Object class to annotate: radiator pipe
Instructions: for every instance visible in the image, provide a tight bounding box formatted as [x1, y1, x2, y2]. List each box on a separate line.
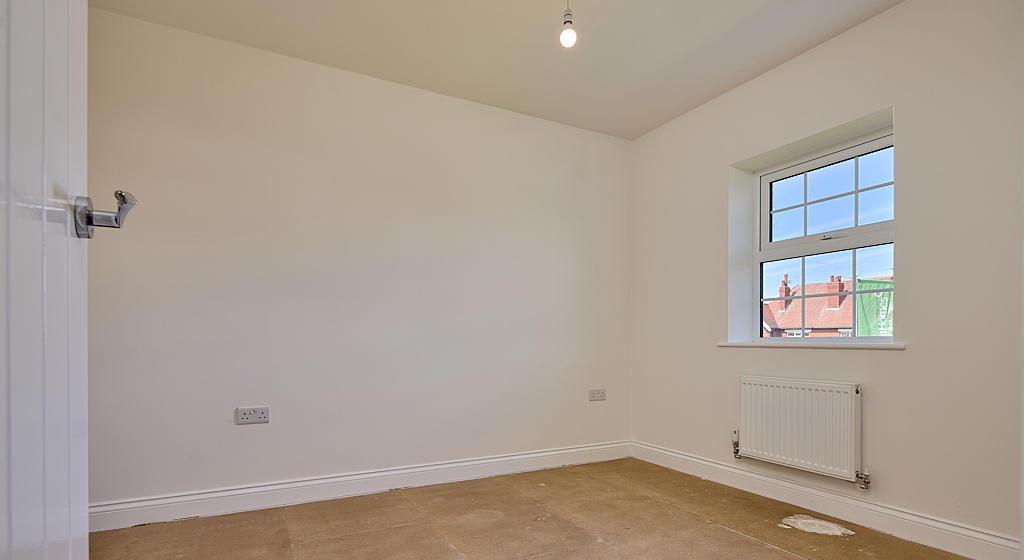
[856, 471, 871, 490]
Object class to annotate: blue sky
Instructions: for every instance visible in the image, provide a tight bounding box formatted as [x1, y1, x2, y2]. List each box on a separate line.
[771, 147, 893, 241]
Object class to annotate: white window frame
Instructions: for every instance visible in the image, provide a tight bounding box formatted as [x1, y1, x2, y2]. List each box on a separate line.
[753, 131, 894, 344]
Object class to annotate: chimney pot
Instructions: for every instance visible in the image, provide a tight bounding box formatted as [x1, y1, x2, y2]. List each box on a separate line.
[827, 275, 845, 309]
[778, 274, 792, 308]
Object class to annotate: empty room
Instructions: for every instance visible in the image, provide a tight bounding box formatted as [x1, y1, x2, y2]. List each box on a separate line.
[3, 0, 1023, 559]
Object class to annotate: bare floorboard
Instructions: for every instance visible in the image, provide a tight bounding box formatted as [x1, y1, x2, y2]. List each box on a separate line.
[90, 458, 963, 559]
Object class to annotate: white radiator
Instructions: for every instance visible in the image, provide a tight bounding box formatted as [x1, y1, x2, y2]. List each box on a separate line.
[739, 376, 862, 483]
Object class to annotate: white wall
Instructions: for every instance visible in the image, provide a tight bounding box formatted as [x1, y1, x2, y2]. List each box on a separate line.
[631, 0, 1023, 539]
[88, 9, 631, 503]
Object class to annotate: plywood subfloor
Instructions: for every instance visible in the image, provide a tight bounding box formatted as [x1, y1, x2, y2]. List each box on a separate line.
[90, 458, 963, 559]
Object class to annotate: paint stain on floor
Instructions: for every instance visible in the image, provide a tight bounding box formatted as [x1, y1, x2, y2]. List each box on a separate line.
[780, 513, 856, 536]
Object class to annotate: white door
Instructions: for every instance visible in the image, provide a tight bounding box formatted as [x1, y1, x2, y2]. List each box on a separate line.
[2, 0, 89, 558]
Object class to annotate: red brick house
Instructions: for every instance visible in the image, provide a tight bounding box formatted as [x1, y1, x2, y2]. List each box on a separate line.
[762, 274, 893, 338]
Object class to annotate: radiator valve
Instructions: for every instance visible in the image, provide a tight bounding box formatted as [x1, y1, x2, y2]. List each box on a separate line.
[731, 429, 741, 459]
[856, 471, 871, 490]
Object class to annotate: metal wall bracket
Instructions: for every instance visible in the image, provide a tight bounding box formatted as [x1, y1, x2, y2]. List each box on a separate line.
[74, 190, 137, 239]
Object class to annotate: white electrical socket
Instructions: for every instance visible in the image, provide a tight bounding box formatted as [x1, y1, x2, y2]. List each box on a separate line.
[588, 388, 606, 402]
[235, 406, 270, 425]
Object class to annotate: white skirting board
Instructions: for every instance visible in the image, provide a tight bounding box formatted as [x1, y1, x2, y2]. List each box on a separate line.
[88, 441, 632, 532]
[630, 441, 1019, 560]
[89, 440, 1020, 560]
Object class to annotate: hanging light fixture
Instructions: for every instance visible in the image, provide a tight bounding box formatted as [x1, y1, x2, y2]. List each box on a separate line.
[559, 1, 576, 48]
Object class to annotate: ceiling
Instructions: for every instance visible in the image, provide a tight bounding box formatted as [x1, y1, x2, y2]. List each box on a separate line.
[89, 0, 902, 139]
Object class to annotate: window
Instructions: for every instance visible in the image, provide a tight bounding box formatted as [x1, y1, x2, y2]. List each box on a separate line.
[757, 134, 893, 341]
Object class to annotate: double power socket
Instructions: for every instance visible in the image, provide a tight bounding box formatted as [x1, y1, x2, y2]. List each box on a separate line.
[235, 406, 270, 425]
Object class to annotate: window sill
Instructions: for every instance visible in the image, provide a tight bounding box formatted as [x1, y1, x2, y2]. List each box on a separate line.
[717, 341, 906, 350]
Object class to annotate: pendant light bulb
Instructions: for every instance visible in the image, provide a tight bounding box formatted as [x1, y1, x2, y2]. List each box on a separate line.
[560, 8, 576, 48]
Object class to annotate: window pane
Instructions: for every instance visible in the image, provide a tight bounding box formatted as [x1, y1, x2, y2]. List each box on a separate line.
[855, 244, 893, 282]
[802, 295, 852, 337]
[858, 146, 893, 188]
[807, 159, 854, 201]
[856, 290, 894, 336]
[761, 297, 802, 338]
[762, 257, 801, 300]
[858, 185, 893, 225]
[771, 174, 803, 211]
[807, 194, 854, 235]
[804, 250, 852, 294]
[771, 207, 803, 241]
